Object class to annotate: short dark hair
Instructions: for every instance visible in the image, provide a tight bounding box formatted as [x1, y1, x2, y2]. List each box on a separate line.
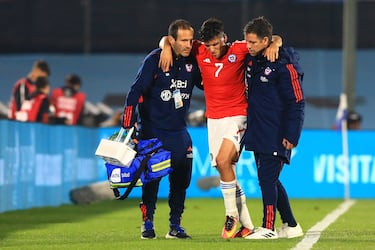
[33, 60, 51, 76]
[199, 18, 224, 42]
[65, 74, 81, 86]
[243, 16, 273, 42]
[35, 76, 49, 89]
[168, 19, 194, 40]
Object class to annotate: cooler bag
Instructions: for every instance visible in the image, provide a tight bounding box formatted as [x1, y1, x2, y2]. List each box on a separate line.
[95, 127, 136, 167]
[98, 131, 173, 200]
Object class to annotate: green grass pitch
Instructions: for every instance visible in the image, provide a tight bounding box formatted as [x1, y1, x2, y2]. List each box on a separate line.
[0, 198, 374, 249]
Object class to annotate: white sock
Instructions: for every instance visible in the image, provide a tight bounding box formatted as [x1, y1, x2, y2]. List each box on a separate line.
[220, 180, 238, 218]
[236, 186, 254, 229]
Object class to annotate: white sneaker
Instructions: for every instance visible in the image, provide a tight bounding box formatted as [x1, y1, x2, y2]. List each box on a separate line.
[277, 223, 303, 238]
[244, 227, 278, 239]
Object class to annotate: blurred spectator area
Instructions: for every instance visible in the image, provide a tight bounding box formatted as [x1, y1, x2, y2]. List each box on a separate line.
[1, 1, 374, 128]
[0, 0, 375, 53]
[0, 50, 374, 129]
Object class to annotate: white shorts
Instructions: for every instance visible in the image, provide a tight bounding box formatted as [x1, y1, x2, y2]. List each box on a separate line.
[207, 115, 247, 167]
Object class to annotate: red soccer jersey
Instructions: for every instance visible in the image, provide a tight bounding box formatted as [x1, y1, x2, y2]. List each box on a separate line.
[51, 88, 86, 125]
[15, 93, 48, 123]
[192, 40, 248, 119]
[8, 78, 36, 119]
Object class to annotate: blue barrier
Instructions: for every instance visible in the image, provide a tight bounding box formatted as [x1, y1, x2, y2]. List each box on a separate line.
[0, 120, 98, 212]
[98, 128, 375, 200]
[188, 128, 375, 199]
[1, 121, 374, 213]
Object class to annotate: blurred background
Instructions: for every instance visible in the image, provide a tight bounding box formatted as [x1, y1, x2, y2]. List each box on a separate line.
[0, 0, 374, 129]
[1, 0, 374, 212]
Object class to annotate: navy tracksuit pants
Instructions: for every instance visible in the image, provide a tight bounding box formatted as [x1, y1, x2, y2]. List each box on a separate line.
[140, 129, 192, 226]
[254, 152, 297, 230]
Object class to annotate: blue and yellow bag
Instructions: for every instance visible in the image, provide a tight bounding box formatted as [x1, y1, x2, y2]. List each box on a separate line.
[137, 138, 172, 183]
[105, 137, 172, 200]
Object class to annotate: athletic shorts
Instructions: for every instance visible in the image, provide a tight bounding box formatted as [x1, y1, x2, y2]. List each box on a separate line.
[207, 115, 247, 167]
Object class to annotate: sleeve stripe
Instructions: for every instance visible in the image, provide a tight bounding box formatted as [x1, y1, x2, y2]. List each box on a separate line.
[122, 106, 133, 128]
[286, 64, 303, 102]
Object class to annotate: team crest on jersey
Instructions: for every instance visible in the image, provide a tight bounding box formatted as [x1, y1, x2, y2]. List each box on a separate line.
[264, 67, 272, 75]
[228, 54, 237, 63]
[247, 61, 252, 74]
[185, 64, 193, 72]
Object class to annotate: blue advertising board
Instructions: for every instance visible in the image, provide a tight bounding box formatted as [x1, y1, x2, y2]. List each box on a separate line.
[0, 120, 98, 212]
[1, 121, 374, 213]
[97, 128, 375, 199]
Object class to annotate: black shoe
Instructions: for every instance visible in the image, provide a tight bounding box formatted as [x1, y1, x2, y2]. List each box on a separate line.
[141, 220, 156, 239]
[165, 224, 191, 239]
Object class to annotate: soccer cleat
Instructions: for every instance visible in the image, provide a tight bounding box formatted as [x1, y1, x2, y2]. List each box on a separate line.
[244, 227, 278, 240]
[141, 219, 156, 239]
[277, 223, 303, 238]
[234, 226, 254, 238]
[221, 215, 238, 239]
[165, 224, 191, 239]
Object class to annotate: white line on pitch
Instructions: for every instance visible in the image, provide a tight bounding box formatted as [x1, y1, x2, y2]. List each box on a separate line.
[291, 199, 356, 250]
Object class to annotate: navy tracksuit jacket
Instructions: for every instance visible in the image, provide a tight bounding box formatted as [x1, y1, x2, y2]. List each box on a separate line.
[122, 48, 202, 225]
[242, 46, 305, 229]
[243, 46, 304, 164]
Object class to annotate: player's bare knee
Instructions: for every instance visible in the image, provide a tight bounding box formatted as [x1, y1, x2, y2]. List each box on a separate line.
[215, 155, 231, 170]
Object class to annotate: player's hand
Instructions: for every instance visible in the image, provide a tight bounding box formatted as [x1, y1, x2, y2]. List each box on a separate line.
[282, 138, 294, 150]
[263, 42, 279, 62]
[159, 48, 173, 72]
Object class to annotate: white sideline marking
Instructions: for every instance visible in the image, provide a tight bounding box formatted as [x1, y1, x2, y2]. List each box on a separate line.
[291, 199, 356, 250]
